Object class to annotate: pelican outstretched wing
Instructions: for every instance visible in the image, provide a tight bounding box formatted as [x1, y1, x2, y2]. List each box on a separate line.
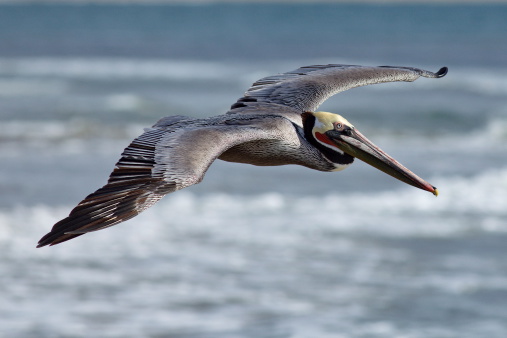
[37, 116, 286, 247]
[38, 63, 448, 247]
[231, 64, 447, 113]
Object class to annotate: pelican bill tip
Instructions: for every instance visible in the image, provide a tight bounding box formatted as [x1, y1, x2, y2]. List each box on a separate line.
[432, 187, 439, 197]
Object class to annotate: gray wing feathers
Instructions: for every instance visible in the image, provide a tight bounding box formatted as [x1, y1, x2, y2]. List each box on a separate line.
[232, 64, 447, 112]
[37, 128, 175, 247]
[37, 119, 275, 247]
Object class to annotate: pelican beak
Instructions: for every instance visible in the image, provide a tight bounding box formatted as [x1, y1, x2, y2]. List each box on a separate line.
[328, 128, 438, 196]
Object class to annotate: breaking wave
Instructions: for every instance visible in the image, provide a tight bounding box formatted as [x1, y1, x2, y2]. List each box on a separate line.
[2, 165, 505, 257]
[0, 57, 246, 82]
[0, 57, 506, 96]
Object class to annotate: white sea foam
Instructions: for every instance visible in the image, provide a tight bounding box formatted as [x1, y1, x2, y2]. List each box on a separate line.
[1, 57, 506, 97]
[0, 78, 68, 97]
[1, 166, 505, 338]
[0, 57, 246, 82]
[2, 165, 505, 259]
[0, 120, 145, 144]
[448, 68, 507, 96]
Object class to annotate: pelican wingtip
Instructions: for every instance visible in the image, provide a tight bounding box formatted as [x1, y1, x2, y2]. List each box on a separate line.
[435, 67, 448, 78]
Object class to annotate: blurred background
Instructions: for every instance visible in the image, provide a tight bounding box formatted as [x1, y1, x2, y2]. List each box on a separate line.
[1, 1, 506, 337]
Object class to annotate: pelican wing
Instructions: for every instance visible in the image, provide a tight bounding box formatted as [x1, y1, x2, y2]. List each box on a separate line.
[231, 64, 447, 113]
[37, 116, 281, 247]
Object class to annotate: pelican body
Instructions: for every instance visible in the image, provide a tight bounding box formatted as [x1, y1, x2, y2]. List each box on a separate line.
[38, 64, 447, 247]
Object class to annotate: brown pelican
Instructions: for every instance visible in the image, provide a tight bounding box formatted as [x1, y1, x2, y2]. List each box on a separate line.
[37, 64, 447, 247]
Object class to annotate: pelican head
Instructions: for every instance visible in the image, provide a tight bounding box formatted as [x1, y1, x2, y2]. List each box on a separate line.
[304, 111, 438, 196]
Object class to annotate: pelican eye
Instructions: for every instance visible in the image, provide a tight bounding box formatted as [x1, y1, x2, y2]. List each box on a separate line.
[334, 122, 344, 131]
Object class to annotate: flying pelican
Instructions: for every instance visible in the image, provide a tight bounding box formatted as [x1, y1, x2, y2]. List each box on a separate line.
[37, 64, 447, 247]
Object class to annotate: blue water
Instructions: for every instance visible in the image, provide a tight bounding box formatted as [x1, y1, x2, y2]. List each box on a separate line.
[0, 3, 506, 338]
[0, 4, 506, 66]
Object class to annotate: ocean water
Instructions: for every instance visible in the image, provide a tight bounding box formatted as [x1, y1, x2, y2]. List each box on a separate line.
[1, 3, 507, 338]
